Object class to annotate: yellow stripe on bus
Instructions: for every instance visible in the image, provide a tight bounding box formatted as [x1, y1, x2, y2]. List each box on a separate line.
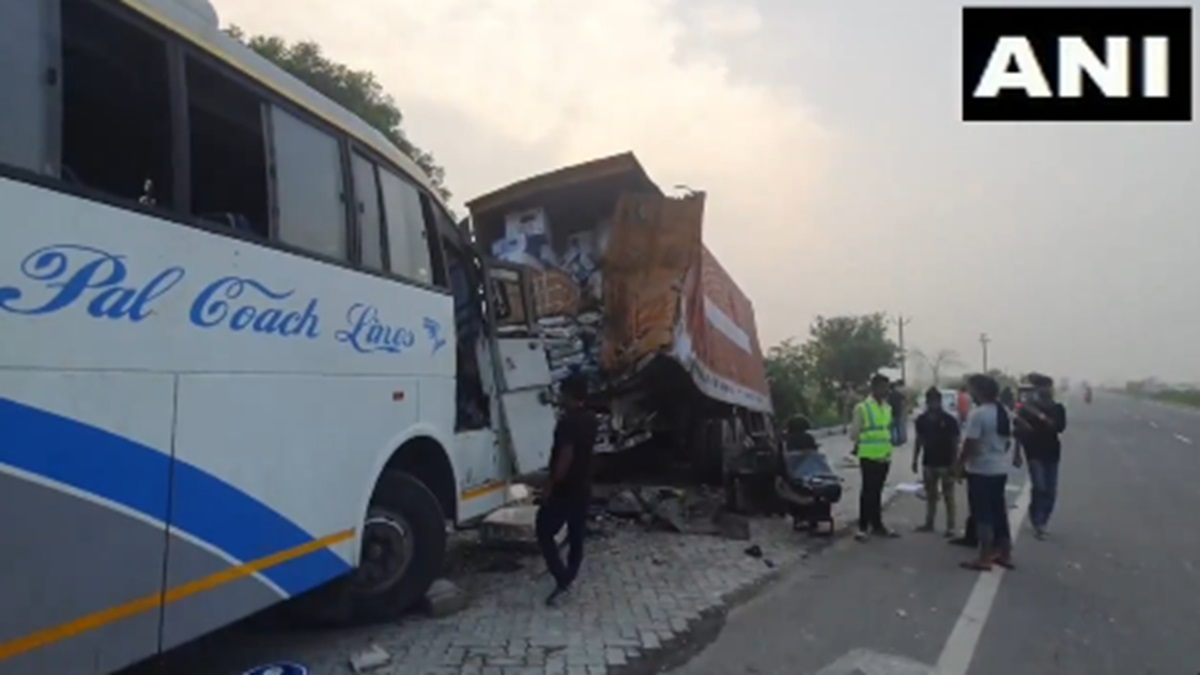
[461, 481, 507, 501]
[0, 528, 355, 662]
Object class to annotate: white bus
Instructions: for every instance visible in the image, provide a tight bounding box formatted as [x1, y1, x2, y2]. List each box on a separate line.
[0, 1, 558, 673]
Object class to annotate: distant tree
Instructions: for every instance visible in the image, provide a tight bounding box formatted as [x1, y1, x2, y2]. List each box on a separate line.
[911, 347, 965, 386]
[764, 338, 813, 423]
[803, 313, 901, 418]
[224, 26, 451, 201]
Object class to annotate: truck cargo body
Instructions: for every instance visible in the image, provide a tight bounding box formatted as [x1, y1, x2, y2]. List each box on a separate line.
[466, 153, 773, 462]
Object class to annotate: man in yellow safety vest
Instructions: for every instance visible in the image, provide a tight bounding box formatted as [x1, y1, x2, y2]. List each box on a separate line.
[850, 373, 901, 541]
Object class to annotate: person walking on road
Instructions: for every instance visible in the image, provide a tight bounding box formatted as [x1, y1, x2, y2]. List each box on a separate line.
[913, 387, 961, 537]
[1015, 373, 1067, 540]
[949, 382, 979, 549]
[957, 374, 1020, 571]
[851, 374, 900, 541]
[536, 373, 598, 606]
[956, 384, 972, 424]
[888, 380, 908, 447]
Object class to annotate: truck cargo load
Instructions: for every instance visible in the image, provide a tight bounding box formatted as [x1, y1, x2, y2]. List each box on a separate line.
[466, 153, 773, 459]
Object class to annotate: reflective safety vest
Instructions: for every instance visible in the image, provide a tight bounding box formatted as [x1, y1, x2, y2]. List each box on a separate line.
[857, 397, 894, 461]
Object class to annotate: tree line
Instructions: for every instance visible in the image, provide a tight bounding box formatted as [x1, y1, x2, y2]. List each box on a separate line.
[224, 27, 452, 202]
[765, 314, 1023, 428]
[764, 313, 901, 428]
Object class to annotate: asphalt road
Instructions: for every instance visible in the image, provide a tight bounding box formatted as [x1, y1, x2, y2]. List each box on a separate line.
[672, 392, 1200, 675]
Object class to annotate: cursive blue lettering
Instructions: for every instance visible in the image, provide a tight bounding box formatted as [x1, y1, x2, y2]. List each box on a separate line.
[87, 267, 185, 321]
[335, 303, 415, 354]
[423, 317, 448, 355]
[190, 276, 319, 339]
[0, 244, 183, 321]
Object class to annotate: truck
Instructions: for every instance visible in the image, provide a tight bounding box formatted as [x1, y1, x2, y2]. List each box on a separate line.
[466, 152, 776, 482]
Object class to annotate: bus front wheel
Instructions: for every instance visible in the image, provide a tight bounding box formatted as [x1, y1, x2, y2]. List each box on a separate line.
[348, 470, 448, 622]
[290, 469, 447, 625]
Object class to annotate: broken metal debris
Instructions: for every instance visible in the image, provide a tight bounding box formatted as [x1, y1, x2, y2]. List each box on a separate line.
[594, 484, 758, 539]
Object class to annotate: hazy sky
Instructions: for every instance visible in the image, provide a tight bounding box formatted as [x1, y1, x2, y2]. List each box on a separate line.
[210, 0, 1200, 385]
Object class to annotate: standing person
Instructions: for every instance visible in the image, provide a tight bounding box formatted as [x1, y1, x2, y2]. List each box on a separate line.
[913, 387, 961, 537]
[956, 374, 1020, 571]
[956, 384, 972, 424]
[536, 373, 598, 605]
[850, 374, 900, 541]
[1016, 373, 1067, 539]
[1000, 385, 1016, 411]
[888, 380, 908, 447]
[949, 382, 978, 548]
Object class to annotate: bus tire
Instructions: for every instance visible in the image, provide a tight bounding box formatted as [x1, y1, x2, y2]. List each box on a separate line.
[349, 470, 448, 622]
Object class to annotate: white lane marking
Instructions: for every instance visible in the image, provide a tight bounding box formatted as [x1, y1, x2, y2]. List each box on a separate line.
[1149, 420, 1159, 429]
[812, 648, 934, 674]
[1174, 433, 1192, 445]
[934, 477, 1033, 675]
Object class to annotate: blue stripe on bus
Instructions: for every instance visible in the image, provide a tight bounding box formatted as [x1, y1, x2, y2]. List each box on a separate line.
[0, 397, 351, 596]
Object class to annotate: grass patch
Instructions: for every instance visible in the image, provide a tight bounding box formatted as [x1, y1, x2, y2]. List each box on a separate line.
[1147, 389, 1200, 408]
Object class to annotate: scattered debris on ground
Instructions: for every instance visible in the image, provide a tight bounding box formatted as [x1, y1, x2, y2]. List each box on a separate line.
[421, 579, 468, 618]
[347, 644, 390, 673]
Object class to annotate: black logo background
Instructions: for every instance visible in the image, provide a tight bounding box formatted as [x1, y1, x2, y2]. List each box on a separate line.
[962, 7, 1193, 122]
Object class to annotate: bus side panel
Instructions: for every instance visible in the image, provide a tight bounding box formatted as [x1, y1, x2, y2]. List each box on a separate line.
[0, 370, 176, 675]
[160, 373, 421, 649]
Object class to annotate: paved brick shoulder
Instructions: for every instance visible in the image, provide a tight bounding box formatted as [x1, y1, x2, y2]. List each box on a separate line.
[143, 435, 918, 675]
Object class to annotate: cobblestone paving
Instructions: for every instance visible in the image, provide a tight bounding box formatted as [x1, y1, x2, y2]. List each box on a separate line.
[152, 435, 917, 675]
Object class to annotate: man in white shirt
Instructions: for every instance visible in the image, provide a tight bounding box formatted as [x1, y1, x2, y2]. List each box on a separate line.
[956, 374, 1022, 571]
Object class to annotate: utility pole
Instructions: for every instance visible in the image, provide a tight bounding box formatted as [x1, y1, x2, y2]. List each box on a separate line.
[896, 315, 912, 382]
[980, 333, 991, 372]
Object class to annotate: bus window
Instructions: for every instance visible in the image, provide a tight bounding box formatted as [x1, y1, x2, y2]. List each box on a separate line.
[0, 1, 52, 174]
[378, 167, 432, 284]
[61, 0, 173, 206]
[269, 104, 349, 260]
[351, 152, 386, 271]
[185, 56, 270, 238]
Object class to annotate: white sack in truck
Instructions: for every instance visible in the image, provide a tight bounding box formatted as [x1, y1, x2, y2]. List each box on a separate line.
[505, 207, 551, 239]
[491, 232, 557, 269]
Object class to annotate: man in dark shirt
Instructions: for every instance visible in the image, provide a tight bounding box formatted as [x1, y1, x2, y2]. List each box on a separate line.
[536, 373, 598, 605]
[1000, 386, 1016, 410]
[913, 387, 961, 536]
[1015, 373, 1067, 539]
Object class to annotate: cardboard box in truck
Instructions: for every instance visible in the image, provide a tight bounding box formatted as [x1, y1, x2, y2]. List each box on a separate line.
[466, 152, 773, 458]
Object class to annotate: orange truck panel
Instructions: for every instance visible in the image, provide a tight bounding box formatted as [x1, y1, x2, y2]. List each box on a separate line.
[601, 192, 771, 413]
[601, 192, 703, 373]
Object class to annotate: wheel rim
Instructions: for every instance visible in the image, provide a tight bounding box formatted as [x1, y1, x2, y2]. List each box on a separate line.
[351, 513, 414, 594]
